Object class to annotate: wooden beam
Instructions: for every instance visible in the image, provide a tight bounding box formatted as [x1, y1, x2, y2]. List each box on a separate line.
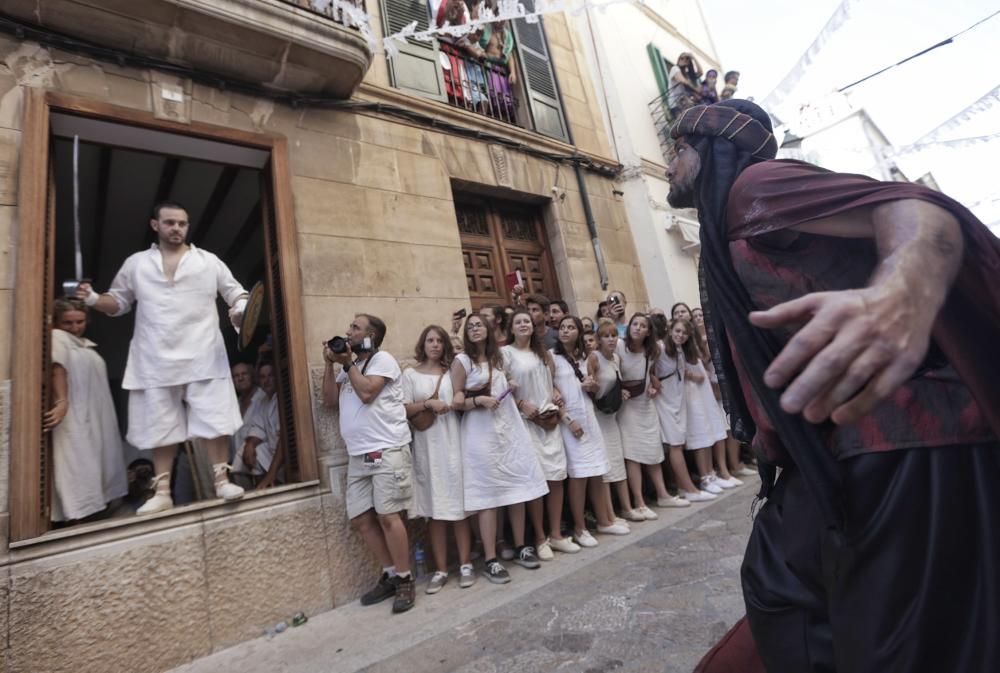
[193, 165, 239, 246]
[10, 88, 52, 541]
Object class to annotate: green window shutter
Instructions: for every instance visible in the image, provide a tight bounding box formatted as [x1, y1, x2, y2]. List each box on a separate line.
[511, 0, 568, 141]
[381, 0, 447, 101]
[647, 43, 670, 97]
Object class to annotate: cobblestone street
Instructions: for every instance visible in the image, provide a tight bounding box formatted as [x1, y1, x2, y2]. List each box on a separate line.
[172, 480, 758, 673]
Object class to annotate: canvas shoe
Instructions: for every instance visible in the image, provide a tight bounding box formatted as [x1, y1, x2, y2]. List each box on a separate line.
[596, 522, 631, 535]
[514, 545, 542, 569]
[137, 472, 173, 515]
[714, 475, 743, 488]
[459, 564, 476, 588]
[734, 466, 758, 477]
[699, 475, 724, 494]
[536, 539, 555, 561]
[614, 517, 630, 526]
[621, 509, 646, 522]
[483, 560, 511, 584]
[425, 571, 448, 595]
[498, 540, 516, 561]
[548, 537, 581, 554]
[682, 490, 717, 503]
[638, 505, 659, 520]
[213, 464, 245, 501]
[657, 495, 691, 508]
[575, 530, 599, 548]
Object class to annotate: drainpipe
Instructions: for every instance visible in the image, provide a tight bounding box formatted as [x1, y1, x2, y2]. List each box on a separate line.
[540, 17, 610, 290]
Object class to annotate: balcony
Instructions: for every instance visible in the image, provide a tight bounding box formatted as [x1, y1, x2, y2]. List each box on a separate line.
[439, 43, 520, 127]
[2, 0, 373, 98]
[648, 90, 674, 163]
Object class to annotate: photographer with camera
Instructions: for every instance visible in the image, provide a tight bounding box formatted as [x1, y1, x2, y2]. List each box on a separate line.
[322, 314, 416, 614]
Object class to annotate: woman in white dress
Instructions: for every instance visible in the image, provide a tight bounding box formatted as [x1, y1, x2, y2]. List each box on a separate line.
[403, 325, 473, 593]
[590, 321, 640, 524]
[451, 313, 548, 584]
[553, 316, 628, 543]
[44, 298, 128, 523]
[504, 309, 579, 558]
[692, 307, 755, 481]
[615, 314, 678, 519]
[660, 319, 715, 502]
[675, 318, 730, 496]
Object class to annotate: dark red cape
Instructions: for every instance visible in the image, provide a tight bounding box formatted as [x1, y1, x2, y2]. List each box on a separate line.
[726, 159, 1000, 441]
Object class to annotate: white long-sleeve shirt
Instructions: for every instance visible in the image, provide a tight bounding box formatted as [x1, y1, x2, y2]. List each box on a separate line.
[106, 244, 247, 389]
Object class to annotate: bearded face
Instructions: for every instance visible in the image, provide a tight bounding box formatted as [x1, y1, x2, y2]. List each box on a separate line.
[666, 139, 701, 209]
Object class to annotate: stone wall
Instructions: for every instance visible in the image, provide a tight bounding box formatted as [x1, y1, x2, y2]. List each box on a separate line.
[0, 22, 648, 673]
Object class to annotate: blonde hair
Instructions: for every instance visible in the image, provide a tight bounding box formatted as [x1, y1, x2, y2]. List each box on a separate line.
[53, 298, 89, 324]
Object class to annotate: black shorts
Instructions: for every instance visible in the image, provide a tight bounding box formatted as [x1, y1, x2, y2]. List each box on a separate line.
[742, 442, 1000, 673]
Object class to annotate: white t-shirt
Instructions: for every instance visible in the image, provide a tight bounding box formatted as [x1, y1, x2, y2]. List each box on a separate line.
[106, 244, 247, 389]
[337, 351, 412, 456]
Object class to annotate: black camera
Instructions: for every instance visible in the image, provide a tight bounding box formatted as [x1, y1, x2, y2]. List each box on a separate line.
[327, 336, 350, 354]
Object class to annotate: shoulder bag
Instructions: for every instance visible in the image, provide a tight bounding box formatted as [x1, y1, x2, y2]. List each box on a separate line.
[409, 370, 446, 432]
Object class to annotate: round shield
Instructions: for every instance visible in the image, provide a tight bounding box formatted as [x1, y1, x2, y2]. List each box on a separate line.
[238, 281, 268, 351]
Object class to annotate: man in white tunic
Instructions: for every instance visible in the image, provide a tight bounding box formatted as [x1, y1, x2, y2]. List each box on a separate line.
[230, 362, 268, 465]
[77, 202, 248, 514]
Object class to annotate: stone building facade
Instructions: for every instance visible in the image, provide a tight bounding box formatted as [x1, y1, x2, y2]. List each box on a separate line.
[0, 1, 650, 671]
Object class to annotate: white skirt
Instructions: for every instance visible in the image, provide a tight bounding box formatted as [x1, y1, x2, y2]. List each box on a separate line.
[617, 394, 665, 465]
[595, 411, 627, 482]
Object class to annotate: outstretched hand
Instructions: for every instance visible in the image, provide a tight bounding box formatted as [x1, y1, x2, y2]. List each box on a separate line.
[750, 284, 933, 426]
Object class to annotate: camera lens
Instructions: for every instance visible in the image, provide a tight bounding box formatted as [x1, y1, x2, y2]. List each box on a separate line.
[327, 336, 348, 354]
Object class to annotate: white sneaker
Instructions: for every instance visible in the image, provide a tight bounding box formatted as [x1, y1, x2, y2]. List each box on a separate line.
[536, 539, 555, 561]
[574, 530, 599, 547]
[459, 564, 476, 588]
[700, 476, 724, 494]
[137, 472, 173, 515]
[596, 522, 630, 535]
[621, 509, 646, 522]
[682, 490, 717, 503]
[734, 466, 757, 477]
[614, 517, 629, 526]
[657, 495, 691, 508]
[213, 464, 245, 501]
[639, 505, 659, 520]
[715, 476, 743, 488]
[548, 536, 581, 554]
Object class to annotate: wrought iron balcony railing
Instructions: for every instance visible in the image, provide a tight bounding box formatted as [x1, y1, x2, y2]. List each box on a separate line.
[439, 43, 520, 127]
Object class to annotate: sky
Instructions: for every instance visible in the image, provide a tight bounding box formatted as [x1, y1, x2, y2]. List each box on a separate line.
[699, 0, 1000, 229]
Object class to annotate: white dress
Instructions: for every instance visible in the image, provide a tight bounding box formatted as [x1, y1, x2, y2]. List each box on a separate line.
[653, 342, 687, 446]
[551, 352, 609, 479]
[593, 352, 627, 483]
[684, 359, 729, 450]
[615, 341, 664, 465]
[50, 329, 128, 521]
[704, 356, 732, 431]
[502, 346, 567, 481]
[402, 368, 465, 521]
[456, 354, 548, 511]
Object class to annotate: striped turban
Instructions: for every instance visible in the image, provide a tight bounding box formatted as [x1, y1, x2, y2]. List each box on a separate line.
[669, 101, 778, 160]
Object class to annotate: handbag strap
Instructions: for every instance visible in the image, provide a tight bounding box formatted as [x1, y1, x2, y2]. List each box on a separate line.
[430, 368, 446, 400]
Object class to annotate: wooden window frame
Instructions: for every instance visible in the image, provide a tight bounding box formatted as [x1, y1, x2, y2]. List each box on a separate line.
[10, 90, 318, 541]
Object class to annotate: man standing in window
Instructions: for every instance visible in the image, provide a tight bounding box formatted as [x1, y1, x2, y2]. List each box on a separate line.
[77, 202, 248, 514]
[322, 314, 416, 614]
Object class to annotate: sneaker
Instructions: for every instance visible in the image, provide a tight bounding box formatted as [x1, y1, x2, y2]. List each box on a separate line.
[483, 559, 511, 584]
[426, 571, 448, 595]
[614, 517, 629, 526]
[682, 490, 717, 503]
[734, 466, 758, 477]
[638, 506, 659, 520]
[392, 575, 416, 613]
[574, 530, 599, 547]
[459, 564, 476, 588]
[715, 476, 743, 488]
[213, 464, 245, 501]
[536, 539, 554, 561]
[597, 522, 630, 535]
[657, 495, 691, 508]
[360, 572, 397, 606]
[699, 476, 724, 494]
[514, 545, 542, 569]
[621, 509, 646, 522]
[498, 540, 515, 561]
[548, 537, 581, 554]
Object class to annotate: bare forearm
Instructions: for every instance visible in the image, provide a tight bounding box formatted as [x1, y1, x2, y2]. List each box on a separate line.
[870, 200, 963, 312]
[322, 363, 339, 408]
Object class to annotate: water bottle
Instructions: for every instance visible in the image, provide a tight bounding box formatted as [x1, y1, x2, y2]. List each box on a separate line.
[414, 542, 427, 580]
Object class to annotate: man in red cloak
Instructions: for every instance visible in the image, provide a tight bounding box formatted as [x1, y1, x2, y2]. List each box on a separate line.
[667, 99, 1000, 673]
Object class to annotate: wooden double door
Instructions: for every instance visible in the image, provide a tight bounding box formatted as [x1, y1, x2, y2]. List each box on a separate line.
[456, 198, 560, 310]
